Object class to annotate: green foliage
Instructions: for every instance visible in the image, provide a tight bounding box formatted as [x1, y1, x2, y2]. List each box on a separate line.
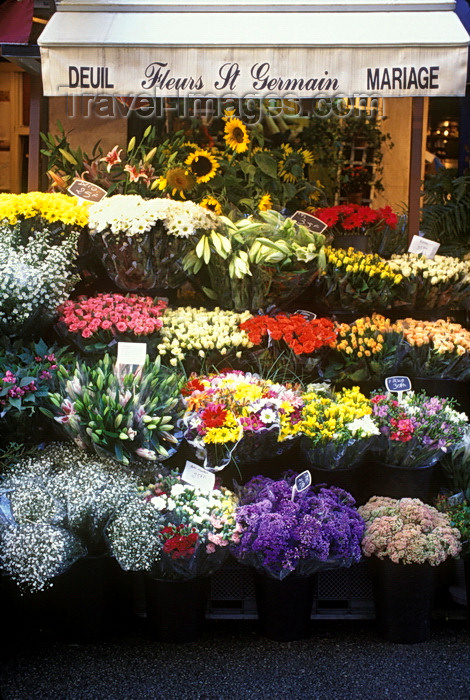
[421, 169, 470, 256]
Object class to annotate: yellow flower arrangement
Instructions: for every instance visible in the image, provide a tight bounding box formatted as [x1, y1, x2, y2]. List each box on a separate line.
[0, 192, 89, 229]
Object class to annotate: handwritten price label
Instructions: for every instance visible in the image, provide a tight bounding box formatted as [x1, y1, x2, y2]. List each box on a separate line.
[385, 376, 412, 393]
[408, 235, 440, 259]
[291, 470, 312, 500]
[290, 211, 328, 234]
[182, 461, 215, 492]
[68, 179, 107, 202]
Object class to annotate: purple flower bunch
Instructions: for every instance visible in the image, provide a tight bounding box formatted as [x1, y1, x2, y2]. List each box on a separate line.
[231, 472, 365, 579]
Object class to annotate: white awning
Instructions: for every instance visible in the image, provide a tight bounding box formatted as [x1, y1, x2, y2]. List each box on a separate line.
[38, 0, 470, 97]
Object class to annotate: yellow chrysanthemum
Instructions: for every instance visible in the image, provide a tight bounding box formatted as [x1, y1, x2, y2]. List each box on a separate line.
[199, 196, 223, 215]
[164, 167, 195, 199]
[224, 118, 250, 154]
[258, 194, 273, 212]
[185, 149, 220, 184]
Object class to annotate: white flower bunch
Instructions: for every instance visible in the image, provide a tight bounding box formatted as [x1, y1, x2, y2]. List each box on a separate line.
[0, 522, 85, 593]
[158, 306, 253, 367]
[88, 194, 219, 238]
[346, 414, 381, 439]
[0, 225, 79, 328]
[389, 253, 470, 284]
[105, 497, 163, 572]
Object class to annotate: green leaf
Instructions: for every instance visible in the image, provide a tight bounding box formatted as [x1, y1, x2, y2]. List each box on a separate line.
[254, 152, 278, 178]
[114, 443, 124, 462]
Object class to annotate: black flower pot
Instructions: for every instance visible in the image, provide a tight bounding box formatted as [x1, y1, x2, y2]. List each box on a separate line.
[253, 571, 316, 642]
[367, 460, 434, 503]
[370, 558, 437, 643]
[144, 575, 210, 643]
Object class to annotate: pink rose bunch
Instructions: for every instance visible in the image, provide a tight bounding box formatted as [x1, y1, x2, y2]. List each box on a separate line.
[57, 293, 167, 344]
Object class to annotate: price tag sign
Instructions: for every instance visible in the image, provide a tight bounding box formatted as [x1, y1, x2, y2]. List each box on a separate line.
[385, 375, 412, 402]
[182, 461, 216, 492]
[294, 309, 317, 320]
[116, 342, 147, 382]
[291, 470, 311, 500]
[290, 211, 328, 234]
[448, 491, 465, 506]
[408, 235, 440, 259]
[67, 178, 107, 203]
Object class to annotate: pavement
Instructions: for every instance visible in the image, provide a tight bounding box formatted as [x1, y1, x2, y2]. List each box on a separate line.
[1, 616, 469, 700]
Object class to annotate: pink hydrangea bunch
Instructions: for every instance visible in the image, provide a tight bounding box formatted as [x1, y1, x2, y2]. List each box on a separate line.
[57, 293, 167, 350]
[359, 496, 461, 566]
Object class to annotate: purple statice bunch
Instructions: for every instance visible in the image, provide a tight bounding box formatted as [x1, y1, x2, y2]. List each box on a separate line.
[370, 390, 468, 468]
[231, 473, 365, 579]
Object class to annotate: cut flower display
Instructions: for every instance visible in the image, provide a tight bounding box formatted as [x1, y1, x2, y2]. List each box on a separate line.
[370, 390, 468, 468]
[359, 496, 461, 566]
[231, 473, 365, 579]
[299, 385, 379, 470]
[181, 371, 304, 471]
[314, 203, 398, 238]
[107, 469, 240, 580]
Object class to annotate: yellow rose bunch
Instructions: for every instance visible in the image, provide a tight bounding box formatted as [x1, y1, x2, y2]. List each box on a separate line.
[157, 306, 254, 371]
[313, 247, 403, 312]
[324, 314, 406, 383]
[389, 253, 470, 309]
[396, 317, 470, 380]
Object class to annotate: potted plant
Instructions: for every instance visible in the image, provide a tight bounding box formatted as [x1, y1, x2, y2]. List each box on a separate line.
[180, 370, 304, 482]
[367, 390, 468, 501]
[231, 472, 365, 640]
[359, 496, 461, 642]
[42, 353, 184, 465]
[106, 468, 240, 642]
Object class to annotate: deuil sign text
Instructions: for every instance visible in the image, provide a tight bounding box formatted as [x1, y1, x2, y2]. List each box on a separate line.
[69, 66, 114, 89]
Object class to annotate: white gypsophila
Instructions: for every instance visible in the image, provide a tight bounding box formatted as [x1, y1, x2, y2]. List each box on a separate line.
[106, 498, 162, 572]
[88, 195, 219, 238]
[0, 227, 79, 326]
[0, 523, 85, 593]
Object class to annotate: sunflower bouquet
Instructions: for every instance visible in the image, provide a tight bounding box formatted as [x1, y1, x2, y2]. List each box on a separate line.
[323, 314, 407, 385]
[312, 246, 403, 313]
[183, 209, 326, 311]
[87, 194, 220, 290]
[395, 317, 470, 381]
[180, 370, 304, 473]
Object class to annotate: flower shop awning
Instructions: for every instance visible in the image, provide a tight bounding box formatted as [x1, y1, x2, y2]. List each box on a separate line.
[38, 0, 469, 98]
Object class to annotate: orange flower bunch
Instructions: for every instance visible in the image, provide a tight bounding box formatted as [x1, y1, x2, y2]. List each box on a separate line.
[240, 314, 337, 356]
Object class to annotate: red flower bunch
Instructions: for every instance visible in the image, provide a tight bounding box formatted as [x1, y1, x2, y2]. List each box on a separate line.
[161, 524, 199, 559]
[58, 293, 167, 340]
[314, 204, 398, 234]
[240, 314, 337, 356]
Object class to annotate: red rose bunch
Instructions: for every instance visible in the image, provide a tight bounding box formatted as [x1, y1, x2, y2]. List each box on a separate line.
[240, 314, 337, 356]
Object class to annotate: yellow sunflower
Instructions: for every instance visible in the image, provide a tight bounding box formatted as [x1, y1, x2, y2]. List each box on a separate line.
[165, 167, 195, 199]
[224, 118, 250, 154]
[185, 149, 220, 184]
[258, 194, 273, 211]
[297, 147, 315, 165]
[200, 196, 223, 215]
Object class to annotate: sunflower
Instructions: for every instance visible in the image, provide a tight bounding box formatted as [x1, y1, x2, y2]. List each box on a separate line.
[278, 150, 307, 184]
[185, 149, 220, 184]
[297, 147, 315, 165]
[200, 196, 223, 215]
[224, 118, 250, 154]
[258, 194, 273, 211]
[164, 168, 196, 199]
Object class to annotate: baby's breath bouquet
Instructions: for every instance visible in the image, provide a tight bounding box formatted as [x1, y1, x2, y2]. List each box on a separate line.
[87, 194, 220, 291]
[359, 496, 461, 566]
[42, 354, 184, 465]
[183, 209, 326, 311]
[299, 384, 379, 470]
[388, 253, 470, 310]
[107, 468, 240, 580]
[312, 246, 403, 313]
[157, 306, 254, 373]
[0, 223, 79, 338]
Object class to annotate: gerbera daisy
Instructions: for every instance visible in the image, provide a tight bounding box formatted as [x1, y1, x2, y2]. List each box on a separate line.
[224, 118, 250, 154]
[165, 167, 195, 199]
[258, 193, 273, 211]
[200, 196, 223, 215]
[185, 149, 220, 183]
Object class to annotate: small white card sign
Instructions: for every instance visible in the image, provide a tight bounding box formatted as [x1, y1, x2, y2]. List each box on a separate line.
[294, 309, 317, 320]
[116, 342, 147, 367]
[182, 460, 216, 492]
[67, 178, 107, 203]
[408, 235, 440, 259]
[291, 470, 312, 501]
